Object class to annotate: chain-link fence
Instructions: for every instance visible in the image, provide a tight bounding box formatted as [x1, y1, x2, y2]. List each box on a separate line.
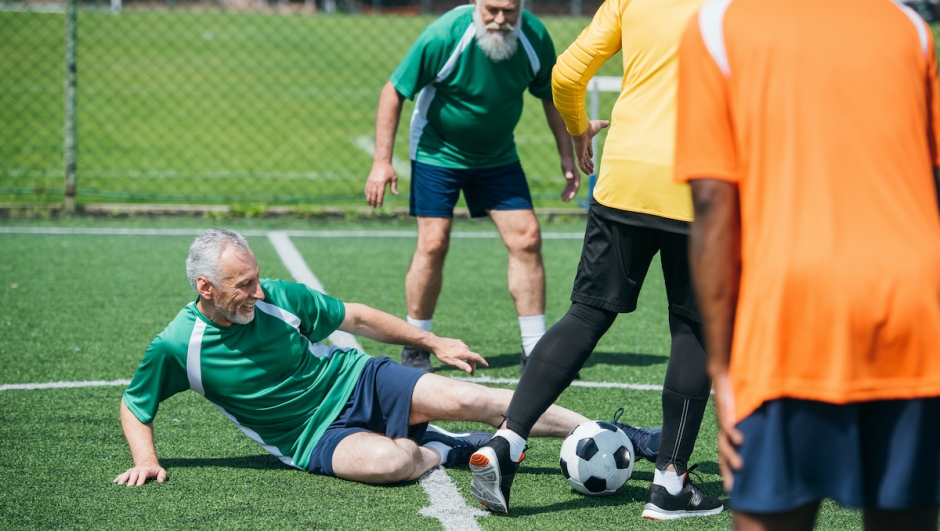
[1, 0, 624, 210]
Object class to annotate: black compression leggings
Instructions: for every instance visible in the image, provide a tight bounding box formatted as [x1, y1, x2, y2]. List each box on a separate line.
[504, 302, 711, 475]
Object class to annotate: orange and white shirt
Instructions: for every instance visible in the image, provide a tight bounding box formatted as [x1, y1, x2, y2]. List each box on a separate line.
[552, 0, 705, 221]
[676, 0, 940, 423]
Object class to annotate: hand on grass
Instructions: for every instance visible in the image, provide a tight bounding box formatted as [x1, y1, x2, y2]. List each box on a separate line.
[431, 338, 488, 376]
[712, 371, 743, 493]
[113, 463, 167, 487]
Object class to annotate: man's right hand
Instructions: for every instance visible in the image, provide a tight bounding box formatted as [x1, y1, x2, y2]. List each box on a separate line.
[365, 161, 398, 208]
[113, 462, 167, 487]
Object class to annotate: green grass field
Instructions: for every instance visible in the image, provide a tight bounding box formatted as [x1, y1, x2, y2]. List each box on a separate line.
[0, 9, 622, 208]
[0, 216, 867, 530]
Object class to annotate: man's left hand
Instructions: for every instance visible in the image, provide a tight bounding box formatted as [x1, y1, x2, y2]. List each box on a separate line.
[430, 338, 488, 376]
[559, 158, 580, 202]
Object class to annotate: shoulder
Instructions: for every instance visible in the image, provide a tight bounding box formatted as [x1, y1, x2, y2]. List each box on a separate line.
[520, 11, 554, 48]
[421, 5, 475, 42]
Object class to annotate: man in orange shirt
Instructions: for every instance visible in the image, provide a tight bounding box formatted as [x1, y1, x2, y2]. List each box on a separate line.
[677, 0, 940, 529]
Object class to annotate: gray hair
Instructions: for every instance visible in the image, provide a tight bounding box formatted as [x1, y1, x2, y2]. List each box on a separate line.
[185, 228, 252, 291]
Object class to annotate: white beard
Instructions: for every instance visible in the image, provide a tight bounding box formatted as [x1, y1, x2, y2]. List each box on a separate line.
[472, 7, 519, 62]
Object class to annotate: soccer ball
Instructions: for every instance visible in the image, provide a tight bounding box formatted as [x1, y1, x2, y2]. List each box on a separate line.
[559, 420, 635, 496]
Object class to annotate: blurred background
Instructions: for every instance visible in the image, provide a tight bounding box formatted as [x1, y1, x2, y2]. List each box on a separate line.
[0, 0, 626, 213]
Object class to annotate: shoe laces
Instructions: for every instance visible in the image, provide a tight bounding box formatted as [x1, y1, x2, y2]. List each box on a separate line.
[612, 407, 653, 446]
[684, 464, 718, 499]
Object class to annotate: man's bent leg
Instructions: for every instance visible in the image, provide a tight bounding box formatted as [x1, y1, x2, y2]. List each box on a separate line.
[488, 209, 545, 317]
[408, 373, 587, 438]
[332, 432, 441, 484]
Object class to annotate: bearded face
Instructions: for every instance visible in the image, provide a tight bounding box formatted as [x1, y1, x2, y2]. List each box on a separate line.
[473, 0, 521, 62]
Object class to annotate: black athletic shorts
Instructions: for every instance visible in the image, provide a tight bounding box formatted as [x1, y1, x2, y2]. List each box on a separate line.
[570, 201, 699, 321]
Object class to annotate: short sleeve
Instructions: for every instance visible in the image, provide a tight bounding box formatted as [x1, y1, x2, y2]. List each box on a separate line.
[526, 17, 558, 100]
[926, 28, 940, 167]
[389, 24, 453, 101]
[263, 280, 347, 342]
[123, 337, 190, 424]
[674, 15, 738, 183]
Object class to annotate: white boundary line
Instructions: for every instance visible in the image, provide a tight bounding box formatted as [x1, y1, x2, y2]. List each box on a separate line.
[0, 227, 585, 240]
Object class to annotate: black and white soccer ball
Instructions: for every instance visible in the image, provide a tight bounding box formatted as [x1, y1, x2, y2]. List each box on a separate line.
[559, 420, 635, 496]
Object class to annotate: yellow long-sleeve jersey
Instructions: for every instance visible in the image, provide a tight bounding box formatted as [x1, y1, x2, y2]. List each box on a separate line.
[552, 0, 704, 221]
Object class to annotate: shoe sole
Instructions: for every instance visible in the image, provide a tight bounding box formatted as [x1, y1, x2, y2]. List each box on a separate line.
[469, 448, 508, 514]
[641, 504, 724, 520]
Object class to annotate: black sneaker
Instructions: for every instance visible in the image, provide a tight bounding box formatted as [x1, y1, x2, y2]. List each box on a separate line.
[612, 407, 661, 463]
[421, 425, 493, 467]
[401, 345, 434, 372]
[469, 436, 523, 514]
[641, 465, 724, 520]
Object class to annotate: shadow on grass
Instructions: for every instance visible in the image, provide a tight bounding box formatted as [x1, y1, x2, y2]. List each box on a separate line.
[161, 455, 287, 470]
[437, 350, 665, 373]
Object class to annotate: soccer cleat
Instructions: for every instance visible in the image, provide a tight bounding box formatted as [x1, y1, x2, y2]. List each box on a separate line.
[612, 407, 661, 463]
[400, 345, 434, 372]
[641, 465, 723, 520]
[422, 425, 493, 467]
[469, 436, 523, 514]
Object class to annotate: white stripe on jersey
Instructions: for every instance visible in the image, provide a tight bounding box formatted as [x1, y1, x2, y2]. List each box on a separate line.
[186, 313, 207, 396]
[410, 14, 476, 161]
[892, 1, 929, 56]
[698, 0, 734, 77]
[254, 299, 340, 358]
[207, 399, 300, 469]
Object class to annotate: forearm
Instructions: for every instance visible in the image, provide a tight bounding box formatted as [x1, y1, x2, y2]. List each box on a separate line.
[542, 99, 574, 161]
[374, 81, 405, 164]
[340, 303, 439, 351]
[688, 179, 741, 377]
[120, 399, 160, 467]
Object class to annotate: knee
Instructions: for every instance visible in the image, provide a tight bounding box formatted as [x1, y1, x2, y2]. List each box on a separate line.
[361, 445, 415, 482]
[416, 233, 450, 261]
[507, 226, 542, 256]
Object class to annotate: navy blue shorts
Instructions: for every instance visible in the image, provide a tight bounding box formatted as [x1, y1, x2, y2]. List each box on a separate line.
[730, 397, 940, 513]
[307, 356, 429, 477]
[409, 160, 533, 218]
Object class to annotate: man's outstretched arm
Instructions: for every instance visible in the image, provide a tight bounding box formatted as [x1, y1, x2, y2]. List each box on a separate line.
[113, 399, 167, 486]
[541, 99, 579, 202]
[338, 302, 488, 375]
[365, 81, 407, 208]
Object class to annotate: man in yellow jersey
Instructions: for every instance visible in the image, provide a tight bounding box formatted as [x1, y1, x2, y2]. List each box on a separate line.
[468, 0, 721, 520]
[364, 0, 577, 373]
[678, 0, 940, 529]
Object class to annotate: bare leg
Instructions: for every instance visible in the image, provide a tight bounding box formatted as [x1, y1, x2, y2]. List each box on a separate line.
[488, 209, 545, 317]
[331, 432, 442, 484]
[732, 502, 820, 531]
[406, 217, 453, 320]
[864, 504, 939, 531]
[408, 373, 586, 437]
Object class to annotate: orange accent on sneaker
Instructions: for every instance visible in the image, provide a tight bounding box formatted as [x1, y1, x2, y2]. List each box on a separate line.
[469, 454, 490, 467]
[518, 452, 526, 462]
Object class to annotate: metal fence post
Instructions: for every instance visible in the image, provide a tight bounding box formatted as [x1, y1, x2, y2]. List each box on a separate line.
[64, 0, 78, 214]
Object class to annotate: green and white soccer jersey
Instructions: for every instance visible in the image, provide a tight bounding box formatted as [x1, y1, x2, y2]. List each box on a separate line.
[390, 5, 557, 169]
[123, 279, 370, 470]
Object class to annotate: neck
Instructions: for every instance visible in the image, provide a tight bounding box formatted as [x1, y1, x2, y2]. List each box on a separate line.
[196, 299, 233, 327]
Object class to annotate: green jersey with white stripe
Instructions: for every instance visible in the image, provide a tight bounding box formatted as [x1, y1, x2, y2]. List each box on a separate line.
[390, 5, 557, 169]
[123, 279, 370, 470]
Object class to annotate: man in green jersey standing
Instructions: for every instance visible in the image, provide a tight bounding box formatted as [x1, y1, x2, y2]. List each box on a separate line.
[365, 0, 577, 373]
[114, 229, 590, 487]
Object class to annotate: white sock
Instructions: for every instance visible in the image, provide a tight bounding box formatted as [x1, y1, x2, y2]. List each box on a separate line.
[495, 429, 527, 462]
[423, 441, 450, 466]
[653, 468, 684, 495]
[407, 316, 432, 332]
[518, 314, 546, 357]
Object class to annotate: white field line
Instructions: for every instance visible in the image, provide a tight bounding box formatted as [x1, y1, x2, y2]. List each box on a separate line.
[353, 135, 412, 179]
[418, 467, 489, 531]
[267, 231, 361, 351]
[0, 227, 585, 240]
